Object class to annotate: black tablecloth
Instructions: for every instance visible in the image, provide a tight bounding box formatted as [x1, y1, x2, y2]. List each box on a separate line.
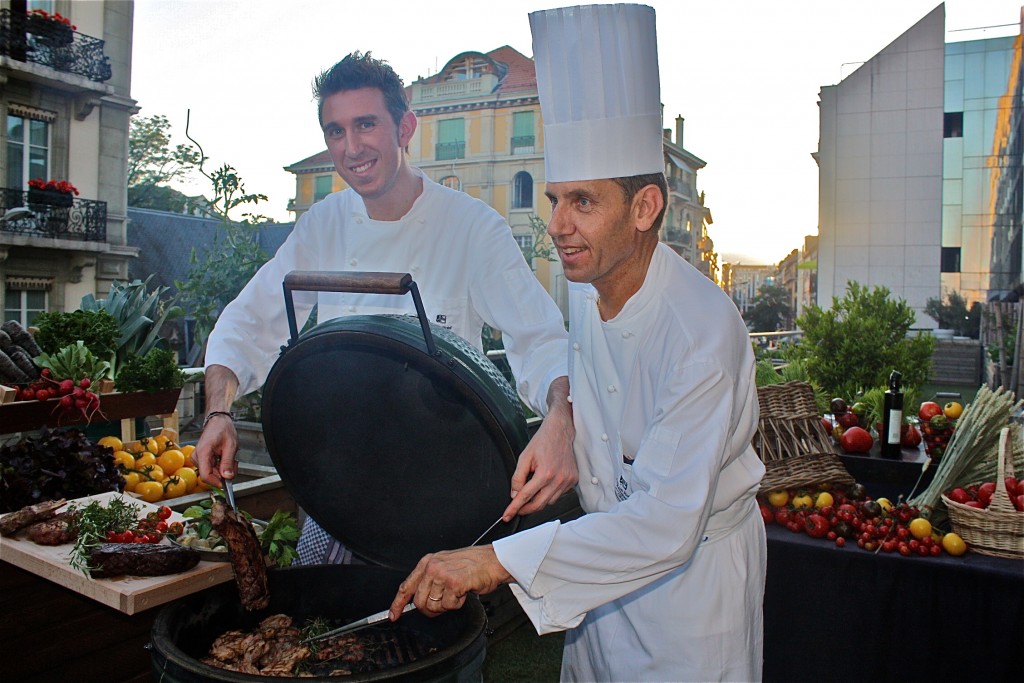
[764, 524, 1023, 682]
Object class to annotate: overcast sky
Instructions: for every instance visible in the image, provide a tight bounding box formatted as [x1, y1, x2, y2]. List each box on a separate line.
[130, 0, 1022, 265]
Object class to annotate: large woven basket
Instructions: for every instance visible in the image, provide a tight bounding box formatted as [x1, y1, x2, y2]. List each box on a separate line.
[941, 427, 1024, 560]
[753, 381, 856, 492]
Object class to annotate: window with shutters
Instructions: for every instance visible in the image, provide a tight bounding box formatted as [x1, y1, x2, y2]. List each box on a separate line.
[314, 175, 333, 202]
[511, 112, 535, 154]
[436, 118, 465, 160]
[6, 115, 50, 189]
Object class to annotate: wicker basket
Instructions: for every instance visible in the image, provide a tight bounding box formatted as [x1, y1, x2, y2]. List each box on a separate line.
[941, 427, 1024, 560]
[753, 381, 856, 492]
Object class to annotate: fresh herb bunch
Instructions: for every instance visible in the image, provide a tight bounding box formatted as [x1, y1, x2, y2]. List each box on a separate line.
[115, 348, 184, 393]
[34, 341, 112, 383]
[33, 310, 120, 359]
[0, 429, 124, 513]
[67, 497, 143, 575]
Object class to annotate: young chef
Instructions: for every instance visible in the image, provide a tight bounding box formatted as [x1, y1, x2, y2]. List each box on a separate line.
[389, 5, 767, 681]
[194, 51, 576, 564]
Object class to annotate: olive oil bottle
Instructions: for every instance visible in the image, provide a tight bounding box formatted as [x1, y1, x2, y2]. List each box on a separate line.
[881, 370, 903, 460]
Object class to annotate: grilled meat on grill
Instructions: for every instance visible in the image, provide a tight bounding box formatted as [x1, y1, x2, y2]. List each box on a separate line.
[204, 614, 312, 677]
[210, 498, 270, 611]
[27, 511, 77, 545]
[0, 498, 67, 536]
[89, 543, 200, 577]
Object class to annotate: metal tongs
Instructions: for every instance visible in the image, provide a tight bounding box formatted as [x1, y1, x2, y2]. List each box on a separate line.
[300, 515, 505, 644]
[223, 478, 238, 511]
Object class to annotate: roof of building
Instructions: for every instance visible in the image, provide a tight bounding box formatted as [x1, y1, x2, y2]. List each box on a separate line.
[126, 207, 294, 295]
[283, 149, 333, 173]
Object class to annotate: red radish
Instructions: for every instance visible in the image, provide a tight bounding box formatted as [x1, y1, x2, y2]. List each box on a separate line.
[79, 377, 91, 389]
[59, 379, 75, 395]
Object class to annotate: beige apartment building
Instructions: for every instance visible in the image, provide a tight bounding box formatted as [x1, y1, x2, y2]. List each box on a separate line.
[1, 0, 136, 325]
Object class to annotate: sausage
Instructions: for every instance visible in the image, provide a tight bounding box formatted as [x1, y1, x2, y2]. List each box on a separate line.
[89, 543, 201, 577]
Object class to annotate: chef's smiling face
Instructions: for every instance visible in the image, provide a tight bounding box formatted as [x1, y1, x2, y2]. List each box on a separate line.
[545, 179, 653, 297]
[321, 87, 415, 205]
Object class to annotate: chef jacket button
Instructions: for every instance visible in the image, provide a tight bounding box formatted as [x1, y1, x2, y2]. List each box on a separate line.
[349, 258, 358, 266]
[591, 476, 599, 485]
[601, 433, 608, 441]
[355, 217, 363, 224]
[572, 342, 580, 351]
[567, 395, 573, 404]
[349, 306, 357, 312]
[622, 330, 631, 338]
[607, 385, 617, 393]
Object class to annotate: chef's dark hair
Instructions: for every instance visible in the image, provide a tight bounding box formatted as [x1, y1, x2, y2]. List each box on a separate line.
[612, 173, 668, 231]
[314, 51, 409, 128]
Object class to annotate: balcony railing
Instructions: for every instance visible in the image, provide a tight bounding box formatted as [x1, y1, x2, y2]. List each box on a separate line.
[664, 228, 692, 246]
[511, 135, 535, 155]
[0, 9, 113, 83]
[1, 188, 107, 241]
[435, 141, 466, 161]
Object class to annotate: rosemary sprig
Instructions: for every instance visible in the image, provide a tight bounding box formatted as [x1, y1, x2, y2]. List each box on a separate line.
[67, 497, 143, 576]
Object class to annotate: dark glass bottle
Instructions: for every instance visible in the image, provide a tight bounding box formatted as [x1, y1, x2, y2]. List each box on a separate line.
[881, 370, 903, 460]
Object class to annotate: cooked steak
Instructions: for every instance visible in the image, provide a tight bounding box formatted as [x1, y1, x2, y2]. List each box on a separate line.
[89, 543, 200, 577]
[210, 499, 270, 611]
[27, 511, 77, 545]
[0, 498, 67, 536]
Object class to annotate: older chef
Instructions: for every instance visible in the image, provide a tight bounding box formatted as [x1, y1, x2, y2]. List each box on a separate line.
[389, 5, 767, 682]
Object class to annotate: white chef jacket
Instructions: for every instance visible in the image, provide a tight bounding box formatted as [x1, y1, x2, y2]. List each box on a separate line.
[494, 243, 767, 682]
[205, 170, 568, 417]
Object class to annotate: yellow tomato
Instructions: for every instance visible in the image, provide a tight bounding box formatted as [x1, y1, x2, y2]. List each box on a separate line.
[942, 402, 964, 420]
[814, 492, 834, 509]
[113, 451, 135, 469]
[791, 493, 814, 509]
[141, 464, 165, 482]
[142, 437, 163, 455]
[135, 481, 164, 503]
[122, 471, 141, 493]
[767, 490, 789, 507]
[125, 440, 146, 455]
[157, 449, 186, 476]
[942, 532, 967, 556]
[162, 476, 188, 499]
[909, 518, 932, 540]
[135, 452, 157, 469]
[153, 434, 172, 452]
[180, 444, 196, 460]
[97, 435, 123, 451]
[876, 497, 893, 513]
[176, 467, 199, 493]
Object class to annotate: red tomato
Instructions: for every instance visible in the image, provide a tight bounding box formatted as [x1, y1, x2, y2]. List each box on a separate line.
[900, 425, 922, 448]
[978, 482, 996, 506]
[759, 503, 774, 525]
[840, 426, 873, 454]
[947, 487, 971, 504]
[918, 401, 943, 422]
[805, 514, 831, 539]
[775, 508, 793, 526]
[1015, 494, 1024, 512]
[157, 505, 172, 520]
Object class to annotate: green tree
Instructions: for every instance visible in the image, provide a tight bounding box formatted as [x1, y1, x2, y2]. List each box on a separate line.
[745, 283, 792, 332]
[127, 114, 202, 211]
[520, 214, 558, 271]
[787, 282, 935, 401]
[924, 289, 981, 338]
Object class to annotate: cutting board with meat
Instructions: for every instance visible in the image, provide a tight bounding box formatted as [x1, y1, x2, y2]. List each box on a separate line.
[0, 491, 233, 614]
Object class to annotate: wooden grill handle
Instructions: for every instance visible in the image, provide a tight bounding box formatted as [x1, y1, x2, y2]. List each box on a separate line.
[283, 271, 412, 296]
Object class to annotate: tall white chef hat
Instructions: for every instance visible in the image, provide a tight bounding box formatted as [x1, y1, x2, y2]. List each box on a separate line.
[529, 4, 663, 182]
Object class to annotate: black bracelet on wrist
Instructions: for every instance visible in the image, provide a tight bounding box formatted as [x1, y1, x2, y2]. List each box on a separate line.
[203, 410, 235, 428]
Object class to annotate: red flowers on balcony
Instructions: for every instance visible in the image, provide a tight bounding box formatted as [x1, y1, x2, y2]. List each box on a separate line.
[27, 9, 77, 30]
[28, 179, 79, 195]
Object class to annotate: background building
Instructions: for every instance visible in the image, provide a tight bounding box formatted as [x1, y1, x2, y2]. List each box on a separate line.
[816, 3, 1023, 326]
[724, 263, 777, 318]
[1, 0, 135, 325]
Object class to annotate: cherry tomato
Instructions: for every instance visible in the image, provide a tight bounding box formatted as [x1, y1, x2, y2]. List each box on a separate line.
[791, 493, 814, 510]
[157, 505, 172, 520]
[155, 520, 168, 533]
[168, 521, 184, 536]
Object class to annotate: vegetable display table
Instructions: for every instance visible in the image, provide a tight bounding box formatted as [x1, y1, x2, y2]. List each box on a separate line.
[763, 523, 1022, 682]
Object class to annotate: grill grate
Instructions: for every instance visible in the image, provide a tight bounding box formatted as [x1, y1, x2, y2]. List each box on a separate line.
[302, 623, 439, 677]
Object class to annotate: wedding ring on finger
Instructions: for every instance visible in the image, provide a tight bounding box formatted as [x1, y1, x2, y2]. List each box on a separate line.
[428, 595, 442, 602]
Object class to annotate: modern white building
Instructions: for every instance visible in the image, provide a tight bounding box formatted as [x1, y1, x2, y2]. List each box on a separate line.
[816, 3, 1022, 326]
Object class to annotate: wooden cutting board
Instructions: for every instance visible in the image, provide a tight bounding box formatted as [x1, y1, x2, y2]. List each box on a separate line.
[0, 491, 234, 615]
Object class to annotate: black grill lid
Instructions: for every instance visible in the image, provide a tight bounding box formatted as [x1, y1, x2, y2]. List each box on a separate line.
[261, 272, 528, 570]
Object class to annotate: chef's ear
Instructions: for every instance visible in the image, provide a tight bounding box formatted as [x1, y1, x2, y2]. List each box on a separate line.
[398, 111, 417, 149]
[633, 184, 664, 234]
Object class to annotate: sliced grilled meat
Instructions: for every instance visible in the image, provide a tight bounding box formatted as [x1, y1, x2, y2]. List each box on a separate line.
[210, 499, 270, 611]
[90, 543, 200, 577]
[0, 498, 67, 536]
[27, 511, 77, 545]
